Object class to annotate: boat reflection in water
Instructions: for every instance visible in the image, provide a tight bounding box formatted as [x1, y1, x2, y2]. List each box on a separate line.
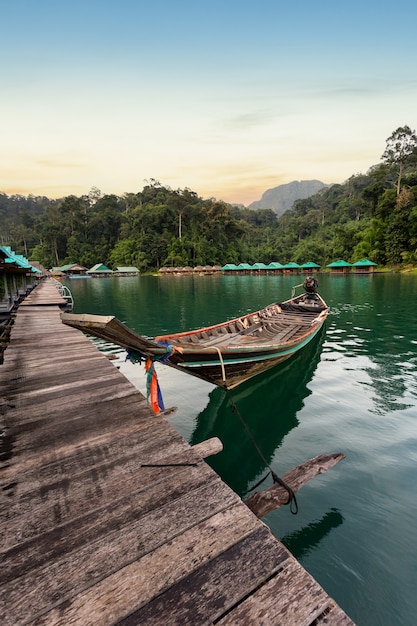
[190, 326, 327, 497]
[281, 508, 344, 560]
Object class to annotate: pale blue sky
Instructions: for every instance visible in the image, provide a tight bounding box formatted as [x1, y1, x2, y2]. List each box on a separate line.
[1, 0, 417, 204]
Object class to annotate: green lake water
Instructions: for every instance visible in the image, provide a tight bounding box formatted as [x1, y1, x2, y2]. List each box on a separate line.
[66, 272, 417, 626]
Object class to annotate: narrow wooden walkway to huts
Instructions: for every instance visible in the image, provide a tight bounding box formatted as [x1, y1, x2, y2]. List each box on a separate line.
[0, 279, 355, 625]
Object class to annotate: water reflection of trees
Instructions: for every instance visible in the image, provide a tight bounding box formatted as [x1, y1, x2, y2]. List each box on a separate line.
[190, 327, 326, 495]
[324, 274, 417, 415]
[281, 508, 344, 560]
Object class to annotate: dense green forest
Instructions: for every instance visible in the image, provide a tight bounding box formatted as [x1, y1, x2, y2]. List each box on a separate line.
[1, 127, 417, 271]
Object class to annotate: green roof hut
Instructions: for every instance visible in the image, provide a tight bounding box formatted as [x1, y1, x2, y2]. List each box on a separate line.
[327, 260, 352, 274]
[87, 263, 113, 276]
[352, 259, 378, 274]
[57, 263, 88, 276]
[115, 266, 140, 276]
[1, 247, 42, 318]
[267, 262, 284, 273]
[252, 262, 269, 272]
[282, 262, 300, 275]
[300, 261, 321, 274]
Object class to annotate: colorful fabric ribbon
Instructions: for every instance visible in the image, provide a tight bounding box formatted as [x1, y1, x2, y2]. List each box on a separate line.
[145, 357, 165, 414]
[126, 344, 183, 415]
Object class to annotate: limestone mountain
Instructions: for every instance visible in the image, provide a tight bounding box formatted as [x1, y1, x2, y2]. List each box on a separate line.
[248, 180, 328, 216]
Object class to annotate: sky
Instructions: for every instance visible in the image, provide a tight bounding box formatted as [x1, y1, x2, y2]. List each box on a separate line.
[1, 0, 417, 206]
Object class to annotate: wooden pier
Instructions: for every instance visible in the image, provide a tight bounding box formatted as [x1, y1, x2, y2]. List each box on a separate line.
[0, 279, 355, 625]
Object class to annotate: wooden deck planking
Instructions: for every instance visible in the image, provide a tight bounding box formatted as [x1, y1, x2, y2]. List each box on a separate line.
[118, 525, 289, 626]
[0, 280, 355, 625]
[19, 282, 67, 307]
[2, 478, 240, 624]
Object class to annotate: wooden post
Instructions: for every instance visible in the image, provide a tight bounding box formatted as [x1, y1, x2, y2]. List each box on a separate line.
[245, 453, 345, 518]
[191, 437, 223, 458]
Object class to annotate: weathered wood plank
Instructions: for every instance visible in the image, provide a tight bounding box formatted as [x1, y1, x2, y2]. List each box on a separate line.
[0, 395, 150, 474]
[1, 476, 242, 625]
[1, 416, 170, 492]
[3, 344, 109, 363]
[0, 382, 142, 432]
[117, 525, 290, 626]
[1, 350, 116, 380]
[215, 555, 333, 626]
[1, 425, 193, 539]
[28, 504, 262, 626]
[2, 365, 127, 398]
[20, 282, 66, 302]
[321, 605, 357, 625]
[0, 394, 148, 477]
[1, 463, 219, 587]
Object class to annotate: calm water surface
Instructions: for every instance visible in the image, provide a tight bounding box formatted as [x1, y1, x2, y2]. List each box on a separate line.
[67, 273, 417, 626]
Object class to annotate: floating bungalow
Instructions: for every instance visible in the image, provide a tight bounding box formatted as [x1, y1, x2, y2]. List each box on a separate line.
[160, 266, 182, 275]
[352, 258, 378, 274]
[327, 260, 353, 274]
[252, 262, 269, 272]
[282, 262, 301, 275]
[52, 263, 88, 276]
[221, 263, 239, 273]
[114, 266, 140, 276]
[300, 261, 321, 274]
[87, 263, 113, 277]
[195, 265, 220, 274]
[268, 262, 284, 273]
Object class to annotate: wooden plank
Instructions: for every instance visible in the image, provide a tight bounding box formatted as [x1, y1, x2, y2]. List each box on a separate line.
[3, 355, 126, 391]
[215, 555, 334, 626]
[19, 280, 67, 306]
[1, 463, 219, 581]
[26, 504, 262, 626]
[1, 416, 170, 490]
[1, 475, 241, 625]
[1, 376, 141, 422]
[0, 395, 162, 479]
[246, 453, 346, 518]
[0, 394, 149, 477]
[116, 526, 290, 625]
[1, 424, 194, 541]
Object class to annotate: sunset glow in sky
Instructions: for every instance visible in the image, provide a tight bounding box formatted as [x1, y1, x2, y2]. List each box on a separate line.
[2, 0, 417, 205]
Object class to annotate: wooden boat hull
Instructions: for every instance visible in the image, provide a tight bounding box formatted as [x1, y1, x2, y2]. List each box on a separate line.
[160, 324, 324, 388]
[61, 291, 329, 389]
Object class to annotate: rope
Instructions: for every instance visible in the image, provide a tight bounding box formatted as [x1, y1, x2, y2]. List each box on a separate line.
[228, 393, 298, 514]
[213, 347, 226, 383]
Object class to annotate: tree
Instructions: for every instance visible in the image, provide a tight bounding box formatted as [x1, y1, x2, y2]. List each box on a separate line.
[381, 126, 417, 196]
[109, 239, 137, 267]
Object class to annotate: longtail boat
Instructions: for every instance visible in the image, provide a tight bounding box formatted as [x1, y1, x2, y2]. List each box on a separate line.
[61, 279, 329, 390]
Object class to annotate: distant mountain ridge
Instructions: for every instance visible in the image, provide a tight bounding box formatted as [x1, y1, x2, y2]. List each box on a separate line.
[248, 180, 328, 216]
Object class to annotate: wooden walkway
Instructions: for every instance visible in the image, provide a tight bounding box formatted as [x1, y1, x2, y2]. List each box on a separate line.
[0, 279, 355, 625]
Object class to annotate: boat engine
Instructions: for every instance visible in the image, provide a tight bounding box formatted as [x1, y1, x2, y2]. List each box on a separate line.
[303, 276, 319, 303]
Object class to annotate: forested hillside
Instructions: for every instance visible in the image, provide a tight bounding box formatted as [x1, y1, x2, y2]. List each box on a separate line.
[1, 127, 417, 271]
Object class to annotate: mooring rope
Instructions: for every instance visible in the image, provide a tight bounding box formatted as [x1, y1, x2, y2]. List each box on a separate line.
[227, 392, 298, 514]
[213, 347, 226, 383]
